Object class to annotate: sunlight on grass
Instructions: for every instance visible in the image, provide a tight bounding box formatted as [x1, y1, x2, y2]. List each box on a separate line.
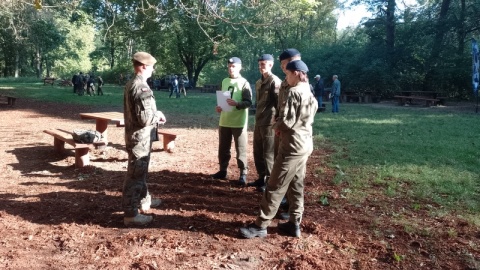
[323, 117, 404, 125]
[316, 103, 480, 216]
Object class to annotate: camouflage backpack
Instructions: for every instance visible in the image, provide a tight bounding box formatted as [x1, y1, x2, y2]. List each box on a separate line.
[72, 129, 103, 143]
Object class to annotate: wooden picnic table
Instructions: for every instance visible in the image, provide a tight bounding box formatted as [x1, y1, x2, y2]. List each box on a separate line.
[79, 112, 178, 152]
[398, 91, 438, 98]
[79, 112, 124, 142]
[341, 91, 379, 103]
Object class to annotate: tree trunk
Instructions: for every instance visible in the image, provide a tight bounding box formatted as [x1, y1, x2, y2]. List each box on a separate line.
[456, 0, 466, 55]
[428, 0, 452, 65]
[423, 0, 451, 91]
[45, 57, 50, 78]
[109, 39, 115, 68]
[35, 47, 42, 78]
[386, 0, 396, 69]
[14, 49, 19, 78]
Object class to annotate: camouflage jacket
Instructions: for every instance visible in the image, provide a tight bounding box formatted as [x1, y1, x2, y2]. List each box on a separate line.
[273, 81, 318, 156]
[124, 74, 161, 156]
[254, 72, 281, 127]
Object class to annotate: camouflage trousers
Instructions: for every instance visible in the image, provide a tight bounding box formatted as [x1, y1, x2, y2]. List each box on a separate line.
[253, 125, 275, 181]
[255, 152, 309, 228]
[122, 147, 152, 217]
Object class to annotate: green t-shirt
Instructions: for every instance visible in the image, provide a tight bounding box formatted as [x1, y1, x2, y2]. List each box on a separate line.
[219, 77, 250, 128]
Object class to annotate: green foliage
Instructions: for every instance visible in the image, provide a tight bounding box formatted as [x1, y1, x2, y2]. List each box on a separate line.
[1, 0, 479, 101]
[50, 15, 96, 77]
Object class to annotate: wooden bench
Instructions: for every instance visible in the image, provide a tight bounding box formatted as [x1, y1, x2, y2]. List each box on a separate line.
[44, 129, 106, 168]
[0, 95, 17, 106]
[158, 130, 177, 153]
[343, 94, 362, 103]
[43, 77, 56, 86]
[58, 79, 73, 86]
[436, 96, 447, 105]
[394, 95, 440, 107]
[200, 84, 219, 93]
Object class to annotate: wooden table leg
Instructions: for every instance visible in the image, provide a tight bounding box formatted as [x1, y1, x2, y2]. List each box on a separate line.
[95, 119, 109, 142]
[75, 148, 90, 168]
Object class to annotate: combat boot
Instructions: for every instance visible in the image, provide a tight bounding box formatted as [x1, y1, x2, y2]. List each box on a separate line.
[211, 170, 227, 179]
[247, 177, 265, 192]
[140, 196, 162, 212]
[278, 221, 301, 237]
[124, 214, 153, 226]
[239, 223, 267, 239]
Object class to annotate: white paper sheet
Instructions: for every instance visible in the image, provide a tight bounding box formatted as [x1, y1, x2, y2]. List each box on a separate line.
[216, 91, 233, 112]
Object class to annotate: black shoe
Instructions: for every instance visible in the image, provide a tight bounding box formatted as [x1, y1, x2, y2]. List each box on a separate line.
[255, 185, 266, 192]
[276, 212, 290, 220]
[237, 174, 247, 186]
[239, 223, 267, 239]
[278, 221, 301, 237]
[211, 170, 227, 179]
[247, 178, 265, 187]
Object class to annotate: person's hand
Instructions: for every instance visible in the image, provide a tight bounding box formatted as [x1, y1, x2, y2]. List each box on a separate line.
[226, 98, 238, 106]
[215, 106, 222, 113]
[157, 111, 166, 124]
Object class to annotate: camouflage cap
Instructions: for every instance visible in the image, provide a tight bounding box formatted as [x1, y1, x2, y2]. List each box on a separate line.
[132, 52, 157, 66]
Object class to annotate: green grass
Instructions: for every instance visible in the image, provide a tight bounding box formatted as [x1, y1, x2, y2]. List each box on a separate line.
[2, 78, 480, 217]
[315, 104, 480, 214]
[0, 78, 219, 127]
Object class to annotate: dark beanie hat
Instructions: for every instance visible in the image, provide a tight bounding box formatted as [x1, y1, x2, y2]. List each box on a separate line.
[258, 54, 274, 61]
[286, 60, 309, 73]
[227, 57, 242, 64]
[279, 48, 300, 61]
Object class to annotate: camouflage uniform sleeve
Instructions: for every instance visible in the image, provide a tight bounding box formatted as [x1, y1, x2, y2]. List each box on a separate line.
[271, 76, 281, 111]
[134, 84, 160, 126]
[235, 80, 252, 110]
[274, 89, 298, 132]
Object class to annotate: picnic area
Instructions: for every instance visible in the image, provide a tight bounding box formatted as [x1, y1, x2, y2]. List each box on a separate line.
[0, 81, 479, 269]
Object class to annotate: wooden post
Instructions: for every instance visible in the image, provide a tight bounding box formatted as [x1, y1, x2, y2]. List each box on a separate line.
[53, 137, 65, 152]
[75, 148, 90, 168]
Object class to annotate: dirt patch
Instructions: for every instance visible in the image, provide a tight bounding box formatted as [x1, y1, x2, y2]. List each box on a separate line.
[0, 99, 479, 269]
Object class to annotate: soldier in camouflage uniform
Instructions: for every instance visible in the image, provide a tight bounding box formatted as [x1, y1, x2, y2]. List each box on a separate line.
[247, 54, 281, 192]
[273, 49, 302, 220]
[240, 60, 317, 239]
[123, 52, 167, 226]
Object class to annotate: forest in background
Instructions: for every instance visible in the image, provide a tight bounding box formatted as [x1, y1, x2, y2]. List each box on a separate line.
[1, 0, 479, 98]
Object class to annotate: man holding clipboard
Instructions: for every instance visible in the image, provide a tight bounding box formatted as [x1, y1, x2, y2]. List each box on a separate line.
[212, 57, 252, 186]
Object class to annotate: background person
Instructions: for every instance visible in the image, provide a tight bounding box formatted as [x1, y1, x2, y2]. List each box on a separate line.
[331, 75, 341, 113]
[314, 74, 325, 110]
[71, 72, 79, 93]
[75, 72, 84, 95]
[123, 52, 166, 226]
[97, 76, 104, 96]
[239, 59, 318, 239]
[211, 57, 252, 186]
[86, 75, 96, 96]
[179, 76, 186, 97]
